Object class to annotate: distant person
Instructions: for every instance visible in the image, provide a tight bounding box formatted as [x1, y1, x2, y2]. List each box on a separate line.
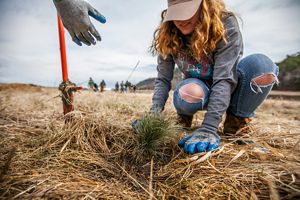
[120, 81, 125, 93]
[132, 85, 137, 93]
[93, 83, 99, 91]
[125, 81, 132, 92]
[53, 0, 106, 46]
[100, 80, 106, 92]
[133, 0, 279, 155]
[88, 77, 98, 92]
[124, 81, 129, 92]
[115, 81, 120, 92]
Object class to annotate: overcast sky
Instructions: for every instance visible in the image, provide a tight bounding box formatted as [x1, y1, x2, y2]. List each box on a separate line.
[0, 0, 299, 88]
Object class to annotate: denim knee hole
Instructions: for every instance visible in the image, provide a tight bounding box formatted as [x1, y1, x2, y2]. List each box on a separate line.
[178, 87, 204, 104]
[250, 73, 279, 94]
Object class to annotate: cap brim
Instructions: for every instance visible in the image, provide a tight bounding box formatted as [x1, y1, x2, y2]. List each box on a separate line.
[163, 0, 202, 23]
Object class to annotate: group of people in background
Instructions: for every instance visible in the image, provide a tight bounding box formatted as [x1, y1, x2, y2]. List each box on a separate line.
[88, 77, 137, 93]
[88, 77, 106, 92]
[115, 81, 137, 93]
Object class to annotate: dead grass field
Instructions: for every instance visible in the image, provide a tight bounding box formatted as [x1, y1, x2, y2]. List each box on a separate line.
[0, 84, 299, 199]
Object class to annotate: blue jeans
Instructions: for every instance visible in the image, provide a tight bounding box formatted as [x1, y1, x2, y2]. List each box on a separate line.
[173, 54, 279, 118]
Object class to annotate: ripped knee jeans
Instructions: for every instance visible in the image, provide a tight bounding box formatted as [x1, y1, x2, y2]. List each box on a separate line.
[173, 54, 279, 118]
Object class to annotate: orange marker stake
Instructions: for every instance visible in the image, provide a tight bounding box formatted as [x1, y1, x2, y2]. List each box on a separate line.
[57, 15, 82, 116]
[57, 16, 68, 82]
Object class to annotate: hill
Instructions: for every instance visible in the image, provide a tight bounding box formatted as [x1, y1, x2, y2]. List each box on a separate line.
[275, 52, 300, 91]
[136, 78, 156, 90]
[0, 83, 43, 92]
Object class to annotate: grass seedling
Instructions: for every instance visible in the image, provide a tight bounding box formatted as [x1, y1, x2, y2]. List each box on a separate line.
[134, 113, 179, 160]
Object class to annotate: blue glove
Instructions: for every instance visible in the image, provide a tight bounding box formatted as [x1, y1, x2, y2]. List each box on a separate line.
[131, 119, 140, 133]
[54, 0, 106, 46]
[178, 129, 220, 154]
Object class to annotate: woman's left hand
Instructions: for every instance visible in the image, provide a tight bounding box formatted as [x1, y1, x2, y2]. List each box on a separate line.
[178, 129, 220, 154]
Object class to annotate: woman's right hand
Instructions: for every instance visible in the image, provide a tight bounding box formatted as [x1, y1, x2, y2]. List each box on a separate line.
[178, 129, 220, 154]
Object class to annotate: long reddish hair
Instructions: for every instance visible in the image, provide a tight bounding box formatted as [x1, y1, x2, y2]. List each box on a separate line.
[150, 0, 228, 59]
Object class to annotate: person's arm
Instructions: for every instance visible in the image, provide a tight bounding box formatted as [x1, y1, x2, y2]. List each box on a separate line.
[179, 14, 243, 154]
[151, 55, 175, 112]
[200, 14, 243, 134]
[53, 0, 106, 46]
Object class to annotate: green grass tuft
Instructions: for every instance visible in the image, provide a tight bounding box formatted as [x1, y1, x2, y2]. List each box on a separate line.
[134, 113, 179, 160]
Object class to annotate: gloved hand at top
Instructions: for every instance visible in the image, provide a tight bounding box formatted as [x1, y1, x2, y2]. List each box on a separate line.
[54, 0, 106, 46]
[178, 129, 220, 154]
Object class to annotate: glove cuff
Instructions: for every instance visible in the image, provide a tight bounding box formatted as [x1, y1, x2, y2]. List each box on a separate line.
[150, 104, 163, 113]
[196, 128, 221, 141]
[197, 125, 218, 137]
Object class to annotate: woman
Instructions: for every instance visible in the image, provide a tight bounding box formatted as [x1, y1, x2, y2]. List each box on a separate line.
[149, 0, 279, 154]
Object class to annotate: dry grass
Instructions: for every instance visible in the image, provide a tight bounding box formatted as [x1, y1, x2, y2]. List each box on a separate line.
[0, 84, 299, 199]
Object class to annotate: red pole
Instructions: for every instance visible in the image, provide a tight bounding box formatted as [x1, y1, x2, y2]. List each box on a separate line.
[57, 15, 73, 115]
[57, 15, 82, 116]
[57, 15, 68, 82]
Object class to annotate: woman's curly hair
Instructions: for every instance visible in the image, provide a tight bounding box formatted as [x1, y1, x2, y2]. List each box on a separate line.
[150, 0, 228, 59]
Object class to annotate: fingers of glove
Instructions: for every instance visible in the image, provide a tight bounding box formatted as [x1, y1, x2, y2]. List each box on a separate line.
[196, 142, 209, 153]
[70, 31, 82, 46]
[88, 24, 101, 41]
[82, 31, 96, 45]
[77, 33, 91, 46]
[184, 142, 197, 154]
[208, 140, 220, 151]
[178, 134, 193, 147]
[86, 2, 106, 23]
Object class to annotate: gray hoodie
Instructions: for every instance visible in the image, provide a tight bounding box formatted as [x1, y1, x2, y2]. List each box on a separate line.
[151, 14, 243, 134]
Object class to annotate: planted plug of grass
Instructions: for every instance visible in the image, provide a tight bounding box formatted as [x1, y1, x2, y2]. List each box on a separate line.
[133, 113, 179, 160]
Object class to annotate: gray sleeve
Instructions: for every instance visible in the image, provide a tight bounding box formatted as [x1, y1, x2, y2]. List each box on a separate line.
[151, 55, 175, 112]
[200, 15, 243, 133]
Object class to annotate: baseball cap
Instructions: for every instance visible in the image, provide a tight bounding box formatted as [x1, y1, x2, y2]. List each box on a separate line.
[163, 0, 202, 23]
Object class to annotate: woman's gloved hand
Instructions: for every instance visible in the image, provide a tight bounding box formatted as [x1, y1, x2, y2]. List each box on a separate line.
[131, 119, 141, 133]
[54, 0, 106, 46]
[178, 129, 220, 154]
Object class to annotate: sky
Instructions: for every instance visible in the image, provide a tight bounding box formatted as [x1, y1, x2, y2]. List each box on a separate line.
[0, 0, 299, 88]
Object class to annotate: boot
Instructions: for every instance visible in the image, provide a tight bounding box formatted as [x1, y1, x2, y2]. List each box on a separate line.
[177, 114, 193, 128]
[223, 114, 253, 136]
